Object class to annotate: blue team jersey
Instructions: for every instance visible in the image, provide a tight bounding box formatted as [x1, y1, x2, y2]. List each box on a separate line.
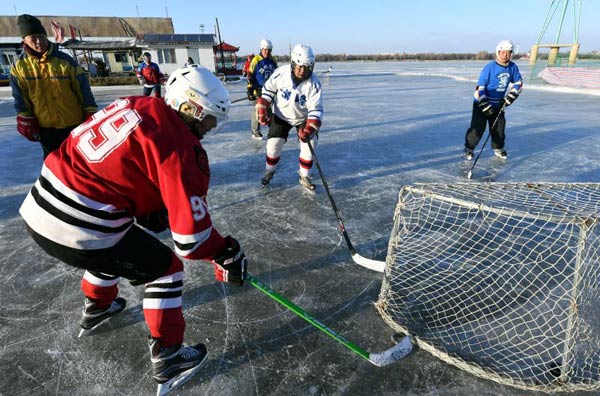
[249, 56, 278, 90]
[476, 61, 523, 108]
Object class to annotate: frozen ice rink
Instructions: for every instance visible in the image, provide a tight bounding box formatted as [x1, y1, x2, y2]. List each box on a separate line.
[1, 60, 600, 395]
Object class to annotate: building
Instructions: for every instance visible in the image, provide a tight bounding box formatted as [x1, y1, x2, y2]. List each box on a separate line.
[135, 34, 217, 74]
[0, 15, 239, 76]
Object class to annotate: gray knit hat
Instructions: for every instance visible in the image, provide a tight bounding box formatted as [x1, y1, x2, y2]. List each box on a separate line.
[17, 14, 47, 38]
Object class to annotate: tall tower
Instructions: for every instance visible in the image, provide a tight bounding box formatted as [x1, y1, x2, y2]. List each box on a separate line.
[529, 0, 582, 66]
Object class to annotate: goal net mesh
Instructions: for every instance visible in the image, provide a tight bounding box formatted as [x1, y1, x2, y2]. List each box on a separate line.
[376, 182, 600, 393]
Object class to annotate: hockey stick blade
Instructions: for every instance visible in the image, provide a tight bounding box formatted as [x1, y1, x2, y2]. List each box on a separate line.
[351, 252, 385, 273]
[248, 273, 412, 366]
[368, 335, 413, 367]
[307, 140, 385, 273]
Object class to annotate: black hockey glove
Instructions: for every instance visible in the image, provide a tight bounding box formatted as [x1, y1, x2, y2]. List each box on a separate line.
[247, 87, 256, 101]
[135, 209, 169, 233]
[477, 100, 494, 117]
[212, 236, 248, 287]
[503, 91, 519, 107]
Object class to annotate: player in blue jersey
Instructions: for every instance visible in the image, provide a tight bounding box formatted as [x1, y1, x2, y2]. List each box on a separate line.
[464, 40, 523, 160]
[247, 39, 278, 140]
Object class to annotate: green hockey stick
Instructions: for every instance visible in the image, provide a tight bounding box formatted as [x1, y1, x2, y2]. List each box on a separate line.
[248, 273, 412, 366]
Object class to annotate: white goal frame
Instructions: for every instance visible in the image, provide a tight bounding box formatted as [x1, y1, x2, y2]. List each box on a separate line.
[376, 182, 600, 393]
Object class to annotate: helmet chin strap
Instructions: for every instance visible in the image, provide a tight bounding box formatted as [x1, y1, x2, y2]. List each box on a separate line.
[176, 112, 204, 139]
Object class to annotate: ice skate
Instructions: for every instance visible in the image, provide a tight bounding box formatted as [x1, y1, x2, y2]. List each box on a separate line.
[150, 338, 208, 396]
[299, 174, 316, 191]
[493, 149, 507, 159]
[251, 130, 263, 140]
[78, 297, 126, 337]
[463, 147, 474, 161]
[261, 170, 275, 186]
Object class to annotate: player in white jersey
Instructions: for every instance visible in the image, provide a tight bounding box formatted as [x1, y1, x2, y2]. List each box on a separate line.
[256, 44, 323, 190]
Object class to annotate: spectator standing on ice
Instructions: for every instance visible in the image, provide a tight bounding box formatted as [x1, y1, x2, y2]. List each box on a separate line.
[257, 44, 323, 191]
[464, 40, 523, 160]
[136, 52, 166, 98]
[10, 14, 97, 158]
[242, 54, 253, 77]
[19, 66, 247, 396]
[247, 39, 277, 140]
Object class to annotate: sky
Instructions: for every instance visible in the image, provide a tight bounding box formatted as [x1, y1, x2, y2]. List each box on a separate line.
[3, 0, 600, 55]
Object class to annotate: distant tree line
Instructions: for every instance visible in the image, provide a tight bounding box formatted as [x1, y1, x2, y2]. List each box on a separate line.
[271, 51, 516, 63]
[268, 51, 600, 63]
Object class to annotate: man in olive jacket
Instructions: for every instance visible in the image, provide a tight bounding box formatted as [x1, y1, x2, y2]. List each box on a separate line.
[10, 14, 97, 158]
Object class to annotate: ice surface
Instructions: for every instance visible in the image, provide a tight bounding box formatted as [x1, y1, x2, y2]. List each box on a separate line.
[1, 61, 599, 395]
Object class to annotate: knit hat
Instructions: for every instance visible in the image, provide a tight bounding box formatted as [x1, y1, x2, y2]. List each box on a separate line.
[17, 14, 47, 38]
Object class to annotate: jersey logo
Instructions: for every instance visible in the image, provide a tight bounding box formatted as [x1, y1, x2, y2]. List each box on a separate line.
[281, 89, 292, 101]
[194, 145, 210, 176]
[296, 94, 307, 107]
[255, 61, 276, 87]
[496, 72, 510, 91]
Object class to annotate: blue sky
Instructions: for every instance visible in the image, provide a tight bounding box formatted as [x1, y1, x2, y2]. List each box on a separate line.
[3, 0, 599, 55]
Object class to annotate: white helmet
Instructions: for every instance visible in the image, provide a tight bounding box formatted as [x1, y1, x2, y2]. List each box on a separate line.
[164, 65, 230, 122]
[496, 40, 515, 54]
[260, 38, 273, 50]
[291, 44, 315, 69]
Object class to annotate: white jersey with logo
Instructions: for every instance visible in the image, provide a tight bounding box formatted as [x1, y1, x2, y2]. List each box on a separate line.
[261, 64, 323, 126]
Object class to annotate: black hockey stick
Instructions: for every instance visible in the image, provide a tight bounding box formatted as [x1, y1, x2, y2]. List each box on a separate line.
[307, 139, 385, 272]
[231, 97, 248, 104]
[248, 273, 413, 366]
[466, 103, 506, 179]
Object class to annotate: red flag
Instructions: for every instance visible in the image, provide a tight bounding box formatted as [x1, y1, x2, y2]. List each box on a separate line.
[69, 24, 77, 40]
[50, 21, 64, 43]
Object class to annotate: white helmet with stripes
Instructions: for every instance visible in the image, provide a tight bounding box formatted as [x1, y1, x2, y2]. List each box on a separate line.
[164, 65, 230, 122]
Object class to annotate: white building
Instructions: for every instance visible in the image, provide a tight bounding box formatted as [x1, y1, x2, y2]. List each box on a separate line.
[0, 15, 233, 76]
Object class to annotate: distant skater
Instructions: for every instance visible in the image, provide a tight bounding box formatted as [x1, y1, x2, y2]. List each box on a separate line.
[464, 40, 523, 160]
[257, 44, 323, 191]
[247, 39, 278, 140]
[136, 52, 166, 98]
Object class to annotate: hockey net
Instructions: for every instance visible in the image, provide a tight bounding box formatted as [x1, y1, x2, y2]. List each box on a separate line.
[376, 182, 600, 393]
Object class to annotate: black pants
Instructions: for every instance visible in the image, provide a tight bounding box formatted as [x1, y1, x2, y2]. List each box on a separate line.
[464, 103, 506, 151]
[39, 126, 77, 159]
[26, 224, 172, 285]
[268, 114, 314, 141]
[267, 114, 295, 140]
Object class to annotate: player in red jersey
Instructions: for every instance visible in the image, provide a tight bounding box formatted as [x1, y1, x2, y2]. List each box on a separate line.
[19, 65, 246, 395]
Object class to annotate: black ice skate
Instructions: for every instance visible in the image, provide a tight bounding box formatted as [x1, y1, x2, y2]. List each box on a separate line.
[149, 338, 208, 396]
[261, 170, 275, 186]
[251, 130, 263, 140]
[299, 174, 316, 191]
[78, 297, 126, 337]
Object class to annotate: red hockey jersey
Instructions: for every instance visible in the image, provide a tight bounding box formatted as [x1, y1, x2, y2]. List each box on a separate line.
[19, 96, 226, 260]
